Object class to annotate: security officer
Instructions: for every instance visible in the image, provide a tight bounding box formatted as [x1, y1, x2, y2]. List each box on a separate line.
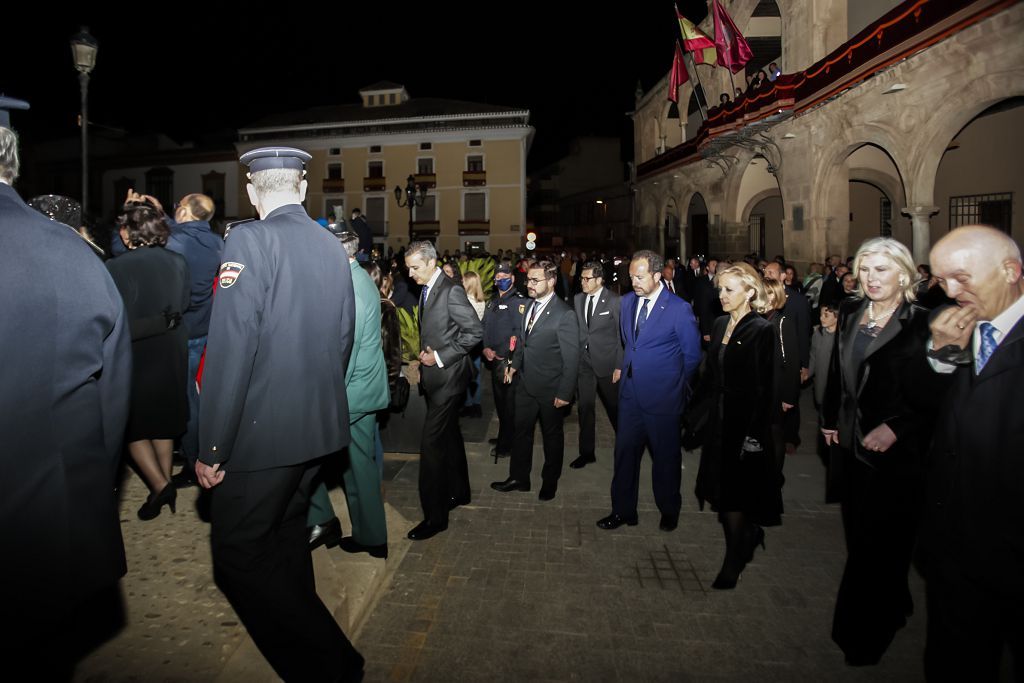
[482, 263, 526, 459]
[195, 147, 363, 682]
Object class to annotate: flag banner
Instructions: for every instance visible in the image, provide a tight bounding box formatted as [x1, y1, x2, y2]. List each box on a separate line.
[676, 6, 718, 65]
[713, 0, 754, 74]
[668, 42, 688, 102]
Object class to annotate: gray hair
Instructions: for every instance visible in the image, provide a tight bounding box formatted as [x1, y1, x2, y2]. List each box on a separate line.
[0, 128, 20, 184]
[407, 240, 437, 263]
[631, 249, 664, 275]
[337, 230, 359, 258]
[248, 168, 301, 196]
[851, 237, 918, 303]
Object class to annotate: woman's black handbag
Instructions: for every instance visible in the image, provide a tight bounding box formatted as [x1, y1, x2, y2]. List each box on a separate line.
[681, 393, 711, 451]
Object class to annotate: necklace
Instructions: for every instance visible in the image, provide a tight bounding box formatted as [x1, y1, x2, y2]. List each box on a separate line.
[866, 300, 899, 329]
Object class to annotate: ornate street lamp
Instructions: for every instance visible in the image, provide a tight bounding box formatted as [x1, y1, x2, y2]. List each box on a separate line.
[71, 27, 98, 219]
[394, 174, 427, 244]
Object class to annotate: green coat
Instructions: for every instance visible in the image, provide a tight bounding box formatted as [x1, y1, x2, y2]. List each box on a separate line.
[347, 264, 390, 417]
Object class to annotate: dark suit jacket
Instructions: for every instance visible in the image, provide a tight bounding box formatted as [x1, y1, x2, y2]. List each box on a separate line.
[922, 312, 1024, 598]
[574, 288, 623, 378]
[513, 295, 580, 401]
[0, 182, 131, 615]
[199, 204, 356, 471]
[418, 273, 483, 400]
[783, 283, 812, 368]
[693, 274, 723, 338]
[619, 286, 702, 415]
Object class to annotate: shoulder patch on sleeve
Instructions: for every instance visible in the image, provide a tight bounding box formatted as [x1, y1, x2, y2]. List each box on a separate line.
[518, 304, 526, 314]
[219, 261, 245, 288]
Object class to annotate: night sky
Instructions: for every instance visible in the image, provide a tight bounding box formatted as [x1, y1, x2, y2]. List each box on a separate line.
[4, 2, 709, 169]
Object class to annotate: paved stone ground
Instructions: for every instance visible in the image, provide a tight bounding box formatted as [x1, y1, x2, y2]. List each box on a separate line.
[74, 386, 929, 682]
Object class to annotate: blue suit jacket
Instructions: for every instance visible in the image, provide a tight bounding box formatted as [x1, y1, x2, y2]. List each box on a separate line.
[619, 285, 702, 415]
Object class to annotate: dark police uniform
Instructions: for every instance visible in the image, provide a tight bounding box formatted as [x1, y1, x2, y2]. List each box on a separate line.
[198, 147, 362, 681]
[0, 96, 133, 676]
[482, 285, 526, 457]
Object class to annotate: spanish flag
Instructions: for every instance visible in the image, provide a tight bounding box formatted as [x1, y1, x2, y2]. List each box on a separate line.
[676, 5, 717, 66]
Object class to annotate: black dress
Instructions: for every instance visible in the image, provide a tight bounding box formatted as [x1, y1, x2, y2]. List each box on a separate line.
[107, 246, 190, 441]
[695, 312, 782, 526]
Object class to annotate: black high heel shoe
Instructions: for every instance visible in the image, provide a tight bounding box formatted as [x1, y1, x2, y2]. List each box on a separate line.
[138, 482, 177, 521]
[745, 526, 766, 564]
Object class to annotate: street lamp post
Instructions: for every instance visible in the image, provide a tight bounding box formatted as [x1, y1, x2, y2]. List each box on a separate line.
[394, 174, 427, 244]
[70, 27, 98, 219]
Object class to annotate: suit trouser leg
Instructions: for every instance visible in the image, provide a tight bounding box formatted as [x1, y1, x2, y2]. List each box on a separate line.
[610, 396, 647, 517]
[211, 462, 362, 681]
[577, 362, 598, 458]
[509, 389, 540, 483]
[492, 365, 516, 453]
[596, 373, 619, 432]
[444, 397, 472, 505]
[537, 398, 566, 487]
[343, 412, 387, 546]
[306, 480, 336, 528]
[419, 391, 463, 525]
[646, 412, 682, 518]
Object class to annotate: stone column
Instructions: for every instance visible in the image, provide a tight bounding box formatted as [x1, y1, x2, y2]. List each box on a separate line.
[901, 205, 939, 264]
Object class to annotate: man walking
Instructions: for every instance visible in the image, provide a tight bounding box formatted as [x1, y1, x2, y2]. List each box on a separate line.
[570, 260, 622, 469]
[482, 262, 526, 460]
[196, 147, 363, 682]
[491, 259, 580, 501]
[597, 250, 701, 531]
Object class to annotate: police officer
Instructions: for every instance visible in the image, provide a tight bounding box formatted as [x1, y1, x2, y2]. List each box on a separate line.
[195, 147, 363, 682]
[482, 262, 526, 459]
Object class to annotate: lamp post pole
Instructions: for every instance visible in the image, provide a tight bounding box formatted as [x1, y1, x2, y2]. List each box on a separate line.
[394, 174, 426, 244]
[71, 27, 98, 219]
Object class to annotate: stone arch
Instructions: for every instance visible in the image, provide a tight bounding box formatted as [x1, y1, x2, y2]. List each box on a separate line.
[741, 187, 784, 224]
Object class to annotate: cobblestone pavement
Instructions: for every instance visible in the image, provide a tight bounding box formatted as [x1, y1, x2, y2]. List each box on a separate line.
[75, 389, 928, 682]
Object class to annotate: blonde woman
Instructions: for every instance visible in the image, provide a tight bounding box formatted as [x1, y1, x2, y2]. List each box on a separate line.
[694, 262, 780, 590]
[460, 271, 487, 418]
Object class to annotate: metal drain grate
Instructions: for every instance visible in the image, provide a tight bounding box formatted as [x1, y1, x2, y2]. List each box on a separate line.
[623, 545, 707, 593]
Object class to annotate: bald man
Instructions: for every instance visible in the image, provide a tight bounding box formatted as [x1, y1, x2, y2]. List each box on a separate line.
[922, 225, 1024, 681]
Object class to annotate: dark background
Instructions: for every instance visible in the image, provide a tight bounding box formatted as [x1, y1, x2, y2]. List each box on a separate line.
[2, 2, 709, 169]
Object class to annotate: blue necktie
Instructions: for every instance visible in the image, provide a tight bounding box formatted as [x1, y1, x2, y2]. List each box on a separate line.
[419, 285, 428, 330]
[976, 322, 998, 373]
[635, 299, 650, 338]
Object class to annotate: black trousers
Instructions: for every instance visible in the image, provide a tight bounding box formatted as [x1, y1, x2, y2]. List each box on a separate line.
[925, 564, 1024, 682]
[577, 360, 618, 457]
[210, 461, 363, 682]
[419, 390, 471, 524]
[509, 387, 566, 487]
[490, 361, 517, 454]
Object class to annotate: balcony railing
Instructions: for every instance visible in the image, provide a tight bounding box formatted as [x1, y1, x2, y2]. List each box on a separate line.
[458, 220, 490, 235]
[411, 221, 441, 238]
[363, 176, 387, 192]
[322, 178, 344, 193]
[463, 171, 487, 187]
[414, 173, 437, 189]
[638, 0, 1012, 179]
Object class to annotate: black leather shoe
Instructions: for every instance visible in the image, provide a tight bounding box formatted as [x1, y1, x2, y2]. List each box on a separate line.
[308, 517, 343, 550]
[407, 520, 448, 541]
[338, 536, 388, 559]
[596, 513, 638, 530]
[490, 477, 530, 493]
[170, 468, 198, 488]
[448, 495, 471, 511]
[538, 484, 557, 501]
[659, 514, 679, 532]
[569, 454, 596, 469]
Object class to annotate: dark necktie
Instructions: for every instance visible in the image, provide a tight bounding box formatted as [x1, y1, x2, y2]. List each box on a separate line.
[419, 285, 429, 329]
[976, 322, 998, 373]
[587, 295, 596, 327]
[635, 298, 650, 338]
[527, 302, 540, 335]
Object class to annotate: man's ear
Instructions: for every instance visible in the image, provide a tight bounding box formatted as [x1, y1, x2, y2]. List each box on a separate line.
[299, 179, 308, 202]
[246, 183, 259, 211]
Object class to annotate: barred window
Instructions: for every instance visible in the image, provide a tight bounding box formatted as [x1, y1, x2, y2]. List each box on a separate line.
[949, 193, 1012, 233]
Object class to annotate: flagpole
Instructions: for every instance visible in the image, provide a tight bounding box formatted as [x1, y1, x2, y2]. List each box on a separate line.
[683, 50, 709, 122]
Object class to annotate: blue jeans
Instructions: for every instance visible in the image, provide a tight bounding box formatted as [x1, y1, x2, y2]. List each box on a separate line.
[465, 354, 482, 407]
[182, 336, 206, 467]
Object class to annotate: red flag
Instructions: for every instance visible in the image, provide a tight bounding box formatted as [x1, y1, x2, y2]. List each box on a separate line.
[713, 0, 753, 74]
[676, 5, 717, 65]
[668, 42, 688, 102]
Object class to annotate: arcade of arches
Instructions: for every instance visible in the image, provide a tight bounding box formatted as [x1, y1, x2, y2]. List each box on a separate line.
[633, 1, 1024, 268]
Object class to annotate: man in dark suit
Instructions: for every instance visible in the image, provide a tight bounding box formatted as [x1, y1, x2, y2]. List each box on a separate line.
[405, 240, 483, 540]
[0, 98, 132, 678]
[196, 147, 363, 682]
[693, 258, 724, 344]
[597, 250, 701, 532]
[350, 207, 372, 261]
[922, 225, 1024, 681]
[491, 259, 580, 500]
[570, 260, 622, 469]
[681, 256, 703, 302]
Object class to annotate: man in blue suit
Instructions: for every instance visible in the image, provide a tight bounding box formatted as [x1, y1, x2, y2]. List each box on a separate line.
[597, 250, 701, 532]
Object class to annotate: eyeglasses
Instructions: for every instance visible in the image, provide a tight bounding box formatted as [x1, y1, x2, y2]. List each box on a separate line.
[526, 277, 548, 285]
[580, 276, 598, 282]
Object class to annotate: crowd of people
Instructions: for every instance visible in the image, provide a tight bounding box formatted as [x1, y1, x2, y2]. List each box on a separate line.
[2, 94, 1021, 681]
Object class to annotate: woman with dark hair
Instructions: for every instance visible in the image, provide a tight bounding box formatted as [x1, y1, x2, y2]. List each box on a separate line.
[107, 202, 191, 520]
[695, 263, 779, 590]
[821, 237, 951, 665]
[763, 276, 801, 465]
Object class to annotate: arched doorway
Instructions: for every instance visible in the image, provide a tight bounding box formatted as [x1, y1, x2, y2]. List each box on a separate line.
[687, 193, 709, 258]
[737, 156, 783, 259]
[665, 197, 681, 259]
[845, 144, 908, 253]
[746, 0, 783, 80]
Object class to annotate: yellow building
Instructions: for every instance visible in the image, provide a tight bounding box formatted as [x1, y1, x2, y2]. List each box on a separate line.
[236, 82, 534, 254]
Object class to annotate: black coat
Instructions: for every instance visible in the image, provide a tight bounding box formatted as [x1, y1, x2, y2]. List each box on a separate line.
[921, 313, 1024, 599]
[199, 204, 356, 471]
[574, 288, 623, 378]
[418, 272, 483, 400]
[692, 274, 723, 339]
[0, 182, 132, 616]
[513, 295, 580, 402]
[767, 309, 801, 414]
